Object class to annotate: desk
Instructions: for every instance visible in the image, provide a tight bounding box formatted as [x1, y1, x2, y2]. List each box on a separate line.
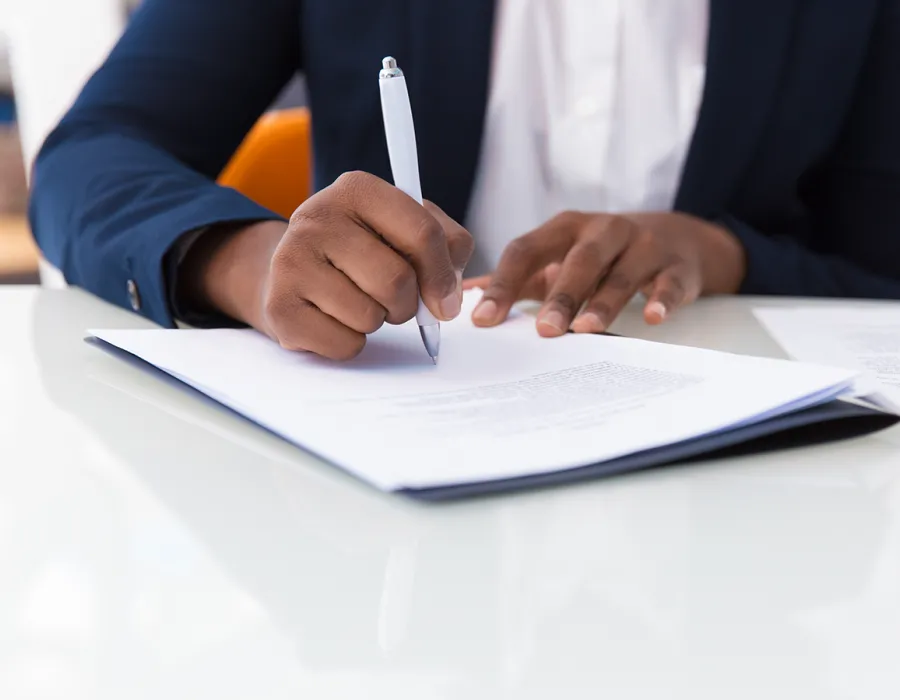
[2, 286, 900, 699]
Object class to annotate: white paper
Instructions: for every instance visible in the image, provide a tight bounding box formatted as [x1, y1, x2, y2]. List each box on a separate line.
[755, 307, 900, 413]
[90, 292, 857, 492]
[755, 306, 900, 412]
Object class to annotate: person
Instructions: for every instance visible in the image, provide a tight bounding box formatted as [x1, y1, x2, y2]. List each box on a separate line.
[28, 0, 900, 361]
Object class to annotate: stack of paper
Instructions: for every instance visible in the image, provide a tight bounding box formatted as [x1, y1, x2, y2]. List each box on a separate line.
[756, 306, 900, 413]
[90, 292, 874, 498]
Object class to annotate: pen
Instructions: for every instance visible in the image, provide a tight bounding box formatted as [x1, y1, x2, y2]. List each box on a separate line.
[379, 56, 440, 364]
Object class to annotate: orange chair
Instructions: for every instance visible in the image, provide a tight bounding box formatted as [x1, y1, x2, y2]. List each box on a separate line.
[218, 107, 312, 219]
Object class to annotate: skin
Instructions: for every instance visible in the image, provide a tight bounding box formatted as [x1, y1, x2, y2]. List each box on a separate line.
[181, 171, 472, 360]
[465, 211, 747, 336]
[182, 173, 746, 359]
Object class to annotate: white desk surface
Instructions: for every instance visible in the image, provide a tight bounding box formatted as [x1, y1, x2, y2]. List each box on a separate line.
[2, 285, 900, 699]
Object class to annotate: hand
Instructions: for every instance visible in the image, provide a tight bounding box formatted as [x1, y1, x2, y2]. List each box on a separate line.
[465, 211, 746, 336]
[185, 171, 473, 359]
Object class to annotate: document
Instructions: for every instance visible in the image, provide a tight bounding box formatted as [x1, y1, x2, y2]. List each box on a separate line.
[90, 292, 857, 493]
[755, 306, 900, 412]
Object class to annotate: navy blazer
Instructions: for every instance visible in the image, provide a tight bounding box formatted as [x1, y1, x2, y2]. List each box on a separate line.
[29, 0, 900, 327]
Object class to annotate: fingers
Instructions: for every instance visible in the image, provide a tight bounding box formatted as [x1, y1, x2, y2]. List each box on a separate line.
[572, 233, 664, 334]
[302, 265, 389, 335]
[521, 262, 563, 302]
[322, 223, 420, 325]
[465, 209, 707, 337]
[643, 262, 700, 325]
[536, 219, 633, 337]
[424, 200, 474, 273]
[265, 233, 376, 360]
[473, 214, 579, 327]
[327, 171, 468, 321]
[263, 171, 476, 361]
[265, 289, 367, 361]
[423, 200, 471, 314]
[464, 263, 561, 298]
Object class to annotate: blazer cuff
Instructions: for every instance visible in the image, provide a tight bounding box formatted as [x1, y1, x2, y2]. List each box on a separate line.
[122, 185, 286, 328]
[718, 214, 787, 296]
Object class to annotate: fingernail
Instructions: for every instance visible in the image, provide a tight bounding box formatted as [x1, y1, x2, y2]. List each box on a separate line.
[538, 310, 567, 333]
[440, 289, 462, 320]
[472, 299, 498, 324]
[646, 301, 667, 321]
[573, 312, 604, 333]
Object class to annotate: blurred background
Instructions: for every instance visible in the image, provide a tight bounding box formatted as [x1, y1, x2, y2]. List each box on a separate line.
[0, 0, 306, 285]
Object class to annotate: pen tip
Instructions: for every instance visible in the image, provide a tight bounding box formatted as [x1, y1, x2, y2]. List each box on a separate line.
[432, 357, 437, 365]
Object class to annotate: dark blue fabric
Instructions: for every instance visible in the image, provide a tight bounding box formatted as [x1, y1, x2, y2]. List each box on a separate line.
[0, 96, 15, 124]
[29, 0, 900, 327]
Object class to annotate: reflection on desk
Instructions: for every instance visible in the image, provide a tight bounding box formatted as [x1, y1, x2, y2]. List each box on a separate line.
[1, 287, 900, 699]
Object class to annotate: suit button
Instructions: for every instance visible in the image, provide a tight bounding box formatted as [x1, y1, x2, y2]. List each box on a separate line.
[127, 279, 142, 311]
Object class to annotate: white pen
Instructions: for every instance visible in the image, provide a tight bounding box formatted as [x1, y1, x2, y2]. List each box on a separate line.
[379, 56, 440, 364]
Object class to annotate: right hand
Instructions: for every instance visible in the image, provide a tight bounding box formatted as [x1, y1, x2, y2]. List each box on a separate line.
[188, 171, 473, 360]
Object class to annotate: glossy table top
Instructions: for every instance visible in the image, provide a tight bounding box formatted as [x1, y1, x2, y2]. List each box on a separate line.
[3, 286, 900, 699]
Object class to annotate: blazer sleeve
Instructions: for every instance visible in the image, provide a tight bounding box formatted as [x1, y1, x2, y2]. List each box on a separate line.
[729, 0, 900, 300]
[28, 0, 301, 326]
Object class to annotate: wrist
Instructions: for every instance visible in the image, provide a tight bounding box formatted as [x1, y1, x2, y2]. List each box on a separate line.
[180, 220, 288, 331]
[699, 218, 747, 295]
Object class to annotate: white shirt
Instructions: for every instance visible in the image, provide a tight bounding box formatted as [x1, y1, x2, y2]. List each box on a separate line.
[465, 0, 710, 275]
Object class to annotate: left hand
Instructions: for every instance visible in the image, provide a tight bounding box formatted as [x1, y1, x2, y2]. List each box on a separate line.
[465, 211, 746, 336]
